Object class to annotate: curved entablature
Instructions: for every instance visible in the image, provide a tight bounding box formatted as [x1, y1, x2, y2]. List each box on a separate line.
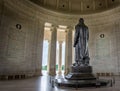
[3, 0, 120, 27]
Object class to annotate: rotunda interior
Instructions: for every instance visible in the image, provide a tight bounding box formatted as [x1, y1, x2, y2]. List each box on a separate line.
[0, 0, 120, 91]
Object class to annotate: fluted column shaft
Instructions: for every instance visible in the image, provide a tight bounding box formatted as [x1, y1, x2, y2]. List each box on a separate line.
[58, 41, 63, 74]
[72, 30, 75, 63]
[64, 28, 72, 75]
[47, 40, 50, 72]
[48, 26, 57, 76]
[35, 21, 44, 76]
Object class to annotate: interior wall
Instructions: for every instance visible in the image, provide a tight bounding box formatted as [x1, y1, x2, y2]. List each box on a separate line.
[114, 21, 120, 75]
[0, 0, 44, 77]
[89, 22, 120, 75]
[0, 0, 120, 77]
[0, 0, 3, 25]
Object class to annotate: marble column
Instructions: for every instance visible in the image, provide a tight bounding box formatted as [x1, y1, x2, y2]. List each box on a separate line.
[48, 25, 57, 76]
[58, 41, 63, 74]
[64, 27, 73, 75]
[72, 30, 75, 64]
[47, 40, 51, 73]
[35, 21, 45, 76]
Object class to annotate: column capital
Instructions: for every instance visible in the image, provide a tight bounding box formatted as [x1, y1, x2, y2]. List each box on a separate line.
[65, 26, 74, 32]
[47, 40, 50, 43]
[67, 26, 74, 30]
[58, 41, 63, 44]
[38, 20, 45, 26]
[52, 24, 58, 28]
[50, 25, 58, 31]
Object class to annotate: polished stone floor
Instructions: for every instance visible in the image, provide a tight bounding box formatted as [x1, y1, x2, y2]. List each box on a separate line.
[0, 74, 120, 91]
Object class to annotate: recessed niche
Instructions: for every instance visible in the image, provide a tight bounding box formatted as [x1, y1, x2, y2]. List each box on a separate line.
[16, 24, 22, 30]
[112, 0, 115, 2]
[99, 3, 102, 6]
[62, 4, 65, 7]
[87, 5, 90, 8]
[100, 34, 105, 38]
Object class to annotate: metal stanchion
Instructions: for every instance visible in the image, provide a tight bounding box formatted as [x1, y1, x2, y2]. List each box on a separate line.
[52, 80, 54, 88]
[110, 79, 113, 87]
[113, 76, 115, 85]
[49, 76, 51, 83]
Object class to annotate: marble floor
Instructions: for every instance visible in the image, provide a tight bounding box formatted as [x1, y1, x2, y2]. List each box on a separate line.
[0, 75, 120, 91]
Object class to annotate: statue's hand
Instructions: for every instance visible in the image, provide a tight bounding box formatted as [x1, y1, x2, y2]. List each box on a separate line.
[73, 44, 76, 47]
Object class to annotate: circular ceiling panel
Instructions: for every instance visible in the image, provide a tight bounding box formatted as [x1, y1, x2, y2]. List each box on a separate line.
[29, 0, 120, 14]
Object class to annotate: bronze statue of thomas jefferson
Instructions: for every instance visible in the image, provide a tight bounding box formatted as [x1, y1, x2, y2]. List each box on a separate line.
[74, 18, 90, 66]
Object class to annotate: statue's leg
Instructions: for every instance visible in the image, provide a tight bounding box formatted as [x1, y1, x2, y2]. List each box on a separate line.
[79, 53, 83, 65]
[75, 46, 79, 63]
[85, 49, 90, 65]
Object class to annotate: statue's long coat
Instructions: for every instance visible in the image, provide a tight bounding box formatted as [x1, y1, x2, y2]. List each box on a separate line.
[74, 23, 89, 63]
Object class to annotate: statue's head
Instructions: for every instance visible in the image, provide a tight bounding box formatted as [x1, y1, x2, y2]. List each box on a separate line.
[79, 18, 84, 24]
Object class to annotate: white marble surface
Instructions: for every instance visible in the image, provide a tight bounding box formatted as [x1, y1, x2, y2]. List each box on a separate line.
[0, 75, 120, 91]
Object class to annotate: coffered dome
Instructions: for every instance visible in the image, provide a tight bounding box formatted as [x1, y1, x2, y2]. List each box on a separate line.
[29, 0, 120, 14]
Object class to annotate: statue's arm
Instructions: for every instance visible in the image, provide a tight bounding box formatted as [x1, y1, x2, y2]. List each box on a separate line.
[73, 26, 79, 47]
[87, 28, 89, 41]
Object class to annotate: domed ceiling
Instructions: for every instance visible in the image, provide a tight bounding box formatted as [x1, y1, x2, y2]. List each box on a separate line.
[29, 0, 120, 14]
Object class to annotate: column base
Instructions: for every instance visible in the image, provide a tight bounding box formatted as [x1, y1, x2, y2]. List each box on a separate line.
[58, 71, 62, 75]
[48, 68, 56, 76]
[64, 68, 70, 75]
[34, 69, 42, 76]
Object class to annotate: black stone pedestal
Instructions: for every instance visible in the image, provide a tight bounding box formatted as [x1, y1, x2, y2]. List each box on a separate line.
[71, 65, 92, 73]
[65, 65, 96, 80]
[55, 78, 110, 88]
[65, 73, 96, 80]
[55, 64, 111, 88]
